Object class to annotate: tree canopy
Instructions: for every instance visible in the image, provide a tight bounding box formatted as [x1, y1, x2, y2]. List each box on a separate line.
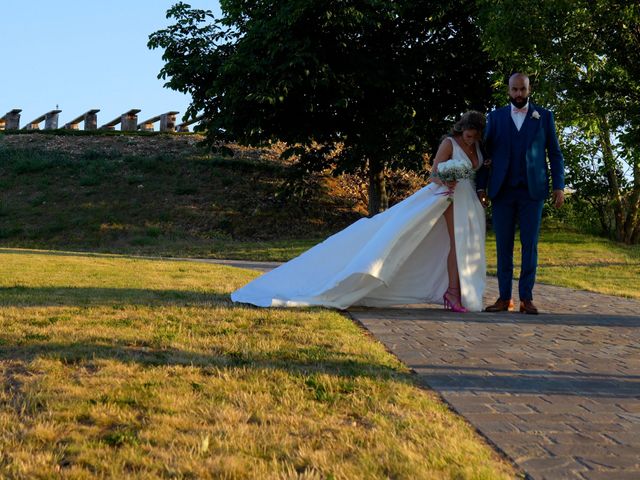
[478, 0, 640, 243]
[149, 0, 495, 215]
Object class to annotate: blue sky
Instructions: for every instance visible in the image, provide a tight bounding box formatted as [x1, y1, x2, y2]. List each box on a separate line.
[1, 1, 221, 129]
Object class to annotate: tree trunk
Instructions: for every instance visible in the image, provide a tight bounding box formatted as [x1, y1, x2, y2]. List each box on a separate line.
[632, 223, 640, 244]
[597, 118, 626, 241]
[623, 193, 640, 244]
[367, 158, 388, 216]
[623, 150, 640, 244]
[588, 197, 609, 235]
[596, 117, 640, 244]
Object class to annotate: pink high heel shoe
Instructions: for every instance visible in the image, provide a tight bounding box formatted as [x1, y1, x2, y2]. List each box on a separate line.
[443, 287, 468, 313]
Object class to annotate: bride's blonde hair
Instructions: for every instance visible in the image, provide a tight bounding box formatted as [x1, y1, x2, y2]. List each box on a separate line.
[449, 110, 486, 136]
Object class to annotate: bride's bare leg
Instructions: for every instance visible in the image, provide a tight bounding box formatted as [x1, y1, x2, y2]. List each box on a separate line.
[443, 203, 467, 312]
[443, 204, 459, 289]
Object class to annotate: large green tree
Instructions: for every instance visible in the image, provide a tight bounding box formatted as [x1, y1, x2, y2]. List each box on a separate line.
[478, 0, 640, 243]
[149, 0, 494, 215]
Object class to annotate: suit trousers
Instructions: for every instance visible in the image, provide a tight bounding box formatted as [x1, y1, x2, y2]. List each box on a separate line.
[492, 185, 544, 301]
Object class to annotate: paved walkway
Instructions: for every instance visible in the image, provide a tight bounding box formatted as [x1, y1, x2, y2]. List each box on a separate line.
[219, 259, 640, 480]
[351, 279, 640, 480]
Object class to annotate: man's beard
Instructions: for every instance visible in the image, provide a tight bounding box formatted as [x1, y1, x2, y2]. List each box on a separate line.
[510, 96, 529, 109]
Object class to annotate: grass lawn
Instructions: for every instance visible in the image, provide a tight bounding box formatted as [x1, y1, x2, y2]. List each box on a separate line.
[0, 249, 516, 479]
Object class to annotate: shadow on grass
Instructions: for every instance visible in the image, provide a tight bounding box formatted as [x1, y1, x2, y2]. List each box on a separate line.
[0, 286, 233, 307]
[0, 247, 176, 262]
[0, 247, 243, 264]
[0, 247, 296, 267]
[0, 340, 403, 384]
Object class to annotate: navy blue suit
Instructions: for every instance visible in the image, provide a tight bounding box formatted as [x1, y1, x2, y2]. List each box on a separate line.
[476, 104, 564, 301]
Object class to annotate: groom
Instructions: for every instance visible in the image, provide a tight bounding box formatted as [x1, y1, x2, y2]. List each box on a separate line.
[476, 73, 565, 314]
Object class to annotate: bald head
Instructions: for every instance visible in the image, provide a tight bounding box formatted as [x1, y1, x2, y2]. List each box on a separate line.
[509, 73, 530, 85]
[508, 73, 530, 108]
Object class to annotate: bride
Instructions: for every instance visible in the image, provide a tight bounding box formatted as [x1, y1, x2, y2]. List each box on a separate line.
[231, 111, 487, 312]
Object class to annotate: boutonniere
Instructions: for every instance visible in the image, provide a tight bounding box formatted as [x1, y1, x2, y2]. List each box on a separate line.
[531, 110, 540, 120]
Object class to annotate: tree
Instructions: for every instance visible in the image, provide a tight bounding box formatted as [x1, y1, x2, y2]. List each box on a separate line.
[477, 0, 640, 243]
[149, 0, 494, 215]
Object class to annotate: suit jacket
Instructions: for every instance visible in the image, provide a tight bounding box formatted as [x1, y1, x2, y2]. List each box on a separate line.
[476, 103, 565, 200]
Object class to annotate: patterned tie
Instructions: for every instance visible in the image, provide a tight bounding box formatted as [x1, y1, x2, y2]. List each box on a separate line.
[512, 106, 528, 113]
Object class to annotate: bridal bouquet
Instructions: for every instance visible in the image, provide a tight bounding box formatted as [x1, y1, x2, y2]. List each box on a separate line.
[432, 158, 475, 184]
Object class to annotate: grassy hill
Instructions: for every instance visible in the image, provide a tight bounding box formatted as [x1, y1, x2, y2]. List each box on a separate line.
[0, 132, 372, 260]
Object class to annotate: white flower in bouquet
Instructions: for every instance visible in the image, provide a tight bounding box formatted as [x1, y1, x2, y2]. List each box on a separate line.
[432, 158, 475, 183]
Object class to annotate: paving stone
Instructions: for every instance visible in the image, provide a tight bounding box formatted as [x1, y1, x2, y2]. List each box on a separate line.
[498, 441, 551, 461]
[617, 412, 640, 424]
[530, 402, 590, 414]
[576, 454, 640, 470]
[514, 413, 584, 423]
[492, 402, 537, 414]
[616, 401, 640, 413]
[603, 431, 640, 446]
[511, 421, 578, 433]
[448, 401, 497, 414]
[542, 443, 621, 457]
[580, 472, 640, 480]
[518, 456, 589, 474]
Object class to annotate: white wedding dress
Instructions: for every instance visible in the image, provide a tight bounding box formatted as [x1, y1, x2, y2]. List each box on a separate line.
[231, 138, 486, 311]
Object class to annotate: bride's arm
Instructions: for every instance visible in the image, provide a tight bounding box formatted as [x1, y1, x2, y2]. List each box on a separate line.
[430, 138, 453, 187]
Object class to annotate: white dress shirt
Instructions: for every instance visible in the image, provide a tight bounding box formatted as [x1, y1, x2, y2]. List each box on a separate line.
[511, 101, 529, 131]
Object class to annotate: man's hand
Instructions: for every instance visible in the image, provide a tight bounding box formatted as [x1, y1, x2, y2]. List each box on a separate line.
[552, 189, 565, 209]
[477, 190, 488, 208]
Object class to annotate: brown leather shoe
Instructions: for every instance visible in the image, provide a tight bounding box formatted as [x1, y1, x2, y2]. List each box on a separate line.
[519, 300, 539, 315]
[484, 298, 514, 312]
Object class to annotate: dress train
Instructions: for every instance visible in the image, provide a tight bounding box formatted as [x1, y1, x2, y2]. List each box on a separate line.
[231, 140, 486, 311]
